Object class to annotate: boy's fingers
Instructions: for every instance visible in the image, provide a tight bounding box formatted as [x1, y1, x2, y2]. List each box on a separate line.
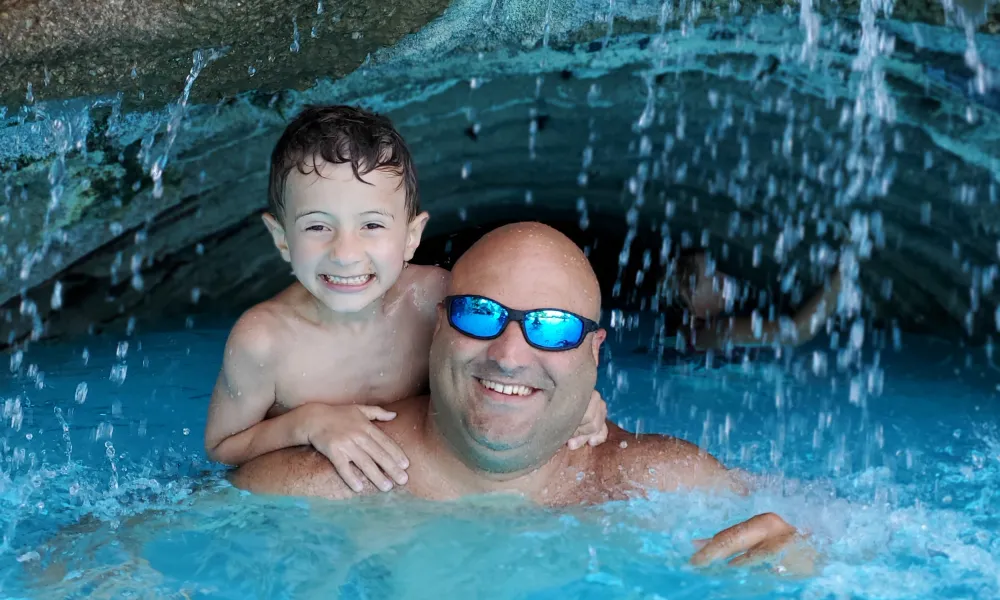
[348, 447, 393, 492]
[358, 436, 409, 486]
[567, 435, 587, 450]
[588, 421, 609, 446]
[327, 453, 364, 493]
[574, 420, 599, 437]
[358, 406, 397, 421]
[368, 427, 410, 469]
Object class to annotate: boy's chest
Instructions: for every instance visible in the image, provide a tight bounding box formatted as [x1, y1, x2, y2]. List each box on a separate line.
[271, 314, 434, 410]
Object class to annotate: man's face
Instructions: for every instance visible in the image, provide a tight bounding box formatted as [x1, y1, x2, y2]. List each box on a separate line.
[263, 160, 428, 314]
[428, 236, 606, 475]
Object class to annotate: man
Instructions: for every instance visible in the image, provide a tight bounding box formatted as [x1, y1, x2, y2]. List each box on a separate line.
[674, 247, 842, 352]
[231, 221, 815, 573]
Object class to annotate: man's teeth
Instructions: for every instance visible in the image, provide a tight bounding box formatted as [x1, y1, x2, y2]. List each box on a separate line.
[322, 274, 373, 285]
[479, 379, 533, 396]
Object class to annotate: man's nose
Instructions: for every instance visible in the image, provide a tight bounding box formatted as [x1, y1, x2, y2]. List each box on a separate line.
[485, 321, 534, 369]
[329, 231, 364, 264]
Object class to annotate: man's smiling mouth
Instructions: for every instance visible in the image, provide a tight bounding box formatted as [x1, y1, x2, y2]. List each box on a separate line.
[477, 378, 536, 397]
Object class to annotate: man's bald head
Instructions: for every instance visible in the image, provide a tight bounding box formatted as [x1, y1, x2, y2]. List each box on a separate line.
[450, 222, 601, 321]
[428, 221, 607, 477]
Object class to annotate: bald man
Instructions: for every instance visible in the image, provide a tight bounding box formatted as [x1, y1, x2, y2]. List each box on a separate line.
[230, 222, 815, 573]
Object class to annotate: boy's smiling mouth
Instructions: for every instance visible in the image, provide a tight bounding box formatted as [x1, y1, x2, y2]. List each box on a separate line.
[320, 273, 375, 289]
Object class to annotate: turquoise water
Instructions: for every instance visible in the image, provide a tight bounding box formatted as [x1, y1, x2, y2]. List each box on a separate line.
[1, 316, 999, 599]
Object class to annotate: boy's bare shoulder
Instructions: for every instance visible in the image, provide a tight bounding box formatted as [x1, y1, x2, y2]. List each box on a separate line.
[225, 289, 305, 362]
[595, 423, 744, 495]
[400, 264, 450, 290]
[393, 264, 451, 311]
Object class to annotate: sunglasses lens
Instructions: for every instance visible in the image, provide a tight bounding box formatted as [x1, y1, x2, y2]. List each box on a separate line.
[449, 296, 506, 338]
[523, 310, 585, 349]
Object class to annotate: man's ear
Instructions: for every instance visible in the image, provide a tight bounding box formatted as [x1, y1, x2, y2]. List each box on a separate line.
[404, 211, 431, 261]
[262, 212, 291, 263]
[590, 328, 607, 365]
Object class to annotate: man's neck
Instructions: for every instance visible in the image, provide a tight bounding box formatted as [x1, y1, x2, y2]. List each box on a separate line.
[418, 411, 577, 502]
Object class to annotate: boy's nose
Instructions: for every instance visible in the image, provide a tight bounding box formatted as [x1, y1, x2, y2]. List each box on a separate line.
[329, 232, 364, 264]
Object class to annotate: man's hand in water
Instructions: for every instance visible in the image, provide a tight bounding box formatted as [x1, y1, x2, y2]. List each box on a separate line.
[568, 390, 609, 450]
[302, 404, 410, 493]
[690, 512, 817, 576]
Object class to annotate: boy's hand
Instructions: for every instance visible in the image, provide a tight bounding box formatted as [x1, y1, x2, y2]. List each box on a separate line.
[568, 390, 608, 450]
[304, 405, 410, 493]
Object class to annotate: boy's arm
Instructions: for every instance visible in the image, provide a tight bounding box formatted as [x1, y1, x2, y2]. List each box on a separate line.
[203, 314, 309, 465]
[204, 311, 410, 492]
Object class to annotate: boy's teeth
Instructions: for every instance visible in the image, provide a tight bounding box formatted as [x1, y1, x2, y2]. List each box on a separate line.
[479, 379, 533, 396]
[323, 274, 372, 285]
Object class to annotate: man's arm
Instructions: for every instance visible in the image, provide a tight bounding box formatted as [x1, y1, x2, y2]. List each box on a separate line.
[694, 270, 842, 351]
[613, 429, 816, 575]
[204, 311, 311, 465]
[227, 446, 370, 500]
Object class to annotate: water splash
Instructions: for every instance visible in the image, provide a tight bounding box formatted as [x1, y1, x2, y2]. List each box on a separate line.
[146, 48, 227, 201]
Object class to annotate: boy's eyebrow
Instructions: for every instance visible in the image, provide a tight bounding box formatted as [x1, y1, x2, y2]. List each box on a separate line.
[294, 210, 330, 221]
[361, 209, 394, 220]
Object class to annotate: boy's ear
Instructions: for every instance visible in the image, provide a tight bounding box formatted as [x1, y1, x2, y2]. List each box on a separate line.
[404, 211, 431, 261]
[262, 212, 291, 263]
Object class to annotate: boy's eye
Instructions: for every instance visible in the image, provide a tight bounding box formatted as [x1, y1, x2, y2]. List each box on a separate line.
[305, 225, 328, 232]
[363, 223, 385, 230]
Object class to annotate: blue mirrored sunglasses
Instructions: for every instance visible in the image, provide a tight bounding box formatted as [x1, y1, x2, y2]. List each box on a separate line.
[444, 295, 600, 351]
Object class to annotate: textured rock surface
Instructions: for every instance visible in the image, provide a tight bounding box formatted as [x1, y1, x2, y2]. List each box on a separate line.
[1, 0, 999, 349]
[0, 0, 452, 111]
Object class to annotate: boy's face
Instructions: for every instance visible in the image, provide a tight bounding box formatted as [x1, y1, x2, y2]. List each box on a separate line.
[263, 160, 429, 315]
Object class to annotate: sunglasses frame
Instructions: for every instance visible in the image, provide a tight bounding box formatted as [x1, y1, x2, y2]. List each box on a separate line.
[443, 294, 600, 351]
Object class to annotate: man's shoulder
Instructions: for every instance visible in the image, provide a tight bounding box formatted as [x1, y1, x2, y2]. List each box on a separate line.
[596, 423, 742, 495]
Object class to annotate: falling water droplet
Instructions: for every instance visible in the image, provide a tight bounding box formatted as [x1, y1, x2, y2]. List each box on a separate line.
[75, 382, 88, 404]
[50, 281, 63, 311]
[109, 364, 127, 385]
[290, 16, 301, 53]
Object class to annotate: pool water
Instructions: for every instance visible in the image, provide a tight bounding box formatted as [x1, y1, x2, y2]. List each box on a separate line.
[2, 315, 999, 599]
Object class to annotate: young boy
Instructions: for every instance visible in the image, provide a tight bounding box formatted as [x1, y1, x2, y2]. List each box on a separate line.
[204, 105, 608, 493]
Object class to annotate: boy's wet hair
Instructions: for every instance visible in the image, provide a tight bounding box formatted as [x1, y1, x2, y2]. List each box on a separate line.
[268, 104, 420, 222]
